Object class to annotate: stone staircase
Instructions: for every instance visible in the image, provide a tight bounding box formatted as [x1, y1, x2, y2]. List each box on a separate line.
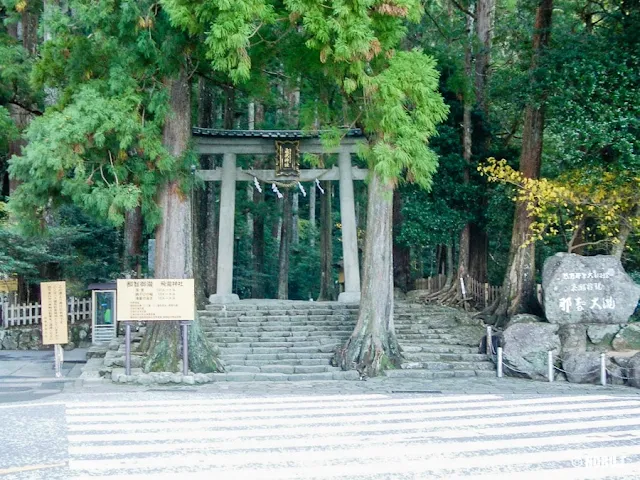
[200, 301, 360, 381]
[389, 304, 496, 379]
[200, 300, 495, 381]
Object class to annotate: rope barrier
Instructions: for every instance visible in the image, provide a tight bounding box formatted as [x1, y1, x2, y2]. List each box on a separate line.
[490, 344, 638, 387]
[553, 365, 601, 375]
[501, 363, 539, 375]
[605, 368, 633, 381]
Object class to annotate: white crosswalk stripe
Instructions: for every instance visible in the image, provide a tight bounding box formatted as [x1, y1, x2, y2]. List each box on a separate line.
[65, 393, 640, 479]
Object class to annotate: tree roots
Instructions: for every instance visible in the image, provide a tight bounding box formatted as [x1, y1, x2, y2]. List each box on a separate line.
[334, 332, 402, 378]
[417, 278, 473, 311]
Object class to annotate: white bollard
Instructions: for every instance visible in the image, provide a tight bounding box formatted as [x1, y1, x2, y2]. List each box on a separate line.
[601, 353, 607, 386]
[497, 347, 503, 378]
[486, 326, 492, 356]
[548, 351, 554, 383]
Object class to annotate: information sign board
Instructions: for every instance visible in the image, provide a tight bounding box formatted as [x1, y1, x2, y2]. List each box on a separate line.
[41, 281, 69, 345]
[116, 279, 195, 322]
[0, 278, 18, 293]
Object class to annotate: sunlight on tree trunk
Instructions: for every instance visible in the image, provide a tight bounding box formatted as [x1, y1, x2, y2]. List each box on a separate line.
[334, 172, 402, 377]
[141, 67, 222, 373]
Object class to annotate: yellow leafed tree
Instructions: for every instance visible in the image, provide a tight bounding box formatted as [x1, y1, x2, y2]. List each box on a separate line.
[479, 158, 640, 258]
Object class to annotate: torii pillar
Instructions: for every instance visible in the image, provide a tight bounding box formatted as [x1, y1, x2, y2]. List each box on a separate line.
[337, 151, 361, 303]
[208, 152, 240, 304]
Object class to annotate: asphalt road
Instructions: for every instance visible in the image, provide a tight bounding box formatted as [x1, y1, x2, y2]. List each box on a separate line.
[1, 388, 640, 479]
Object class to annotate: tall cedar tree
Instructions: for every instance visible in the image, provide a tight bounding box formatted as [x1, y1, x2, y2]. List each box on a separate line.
[161, 0, 448, 375]
[6, 0, 222, 372]
[482, 0, 554, 324]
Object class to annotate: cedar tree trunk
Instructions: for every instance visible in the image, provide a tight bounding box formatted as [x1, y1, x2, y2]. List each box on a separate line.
[141, 67, 222, 373]
[612, 205, 639, 259]
[317, 181, 335, 301]
[123, 206, 143, 276]
[335, 172, 402, 376]
[392, 191, 411, 292]
[194, 78, 217, 305]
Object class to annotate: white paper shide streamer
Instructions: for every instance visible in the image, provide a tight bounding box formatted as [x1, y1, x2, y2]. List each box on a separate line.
[272, 183, 283, 199]
[315, 178, 325, 194]
[298, 182, 307, 197]
[253, 176, 262, 193]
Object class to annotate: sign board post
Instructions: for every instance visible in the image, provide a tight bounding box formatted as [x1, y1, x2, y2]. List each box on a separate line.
[117, 279, 195, 376]
[180, 321, 191, 375]
[124, 323, 132, 375]
[41, 281, 69, 378]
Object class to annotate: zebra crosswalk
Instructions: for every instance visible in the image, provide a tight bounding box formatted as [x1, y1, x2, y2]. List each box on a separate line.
[64, 393, 640, 479]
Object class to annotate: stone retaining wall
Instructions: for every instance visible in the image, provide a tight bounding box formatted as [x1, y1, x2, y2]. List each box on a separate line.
[0, 321, 91, 350]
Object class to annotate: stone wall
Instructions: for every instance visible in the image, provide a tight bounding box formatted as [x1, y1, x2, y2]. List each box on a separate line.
[0, 321, 91, 350]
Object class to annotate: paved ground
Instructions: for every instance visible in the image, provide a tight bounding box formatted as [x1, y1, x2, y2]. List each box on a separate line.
[1, 351, 640, 479]
[0, 351, 83, 403]
[2, 389, 640, 479]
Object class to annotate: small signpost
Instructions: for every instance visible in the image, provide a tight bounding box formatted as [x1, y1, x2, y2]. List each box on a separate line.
[117, 279, 195, 375]
[41, 281, 69, 378]
[0, 278, 18, 293]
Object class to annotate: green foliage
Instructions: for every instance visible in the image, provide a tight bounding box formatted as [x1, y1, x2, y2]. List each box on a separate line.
[361, 50, 449, 189]
[0, 106, 18, 152]
[397, 185, 467, 249]
[9, 84, 171, 230]
[0, 205, 120, 293]
[6, 0, 197, 233]
[0, 31, 41, 110]
[162, 0, 275, 82]
[544, 20, 639, 174]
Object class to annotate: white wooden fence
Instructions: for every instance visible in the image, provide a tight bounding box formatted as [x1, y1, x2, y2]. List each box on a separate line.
[1, 297, 92, 328]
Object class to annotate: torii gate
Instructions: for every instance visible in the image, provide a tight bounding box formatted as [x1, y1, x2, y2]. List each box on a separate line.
[192, 128, 367, 304]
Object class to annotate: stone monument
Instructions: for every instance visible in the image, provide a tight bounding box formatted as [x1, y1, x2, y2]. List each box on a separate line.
[542, 253, 640, 325]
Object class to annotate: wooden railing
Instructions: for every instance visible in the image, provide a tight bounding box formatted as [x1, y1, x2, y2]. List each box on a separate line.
[1, 297, 92, 328]
[414, 275, 448, 292]
[414, 275, 503, 308]
[463, 276, 503, 308]
[414, 275, 543, 309]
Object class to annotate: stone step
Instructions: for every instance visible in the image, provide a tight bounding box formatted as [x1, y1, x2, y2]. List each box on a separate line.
[202, 305, 350, 310]
[394, 333, 444, 339]
[206, 336, 348, 345]
[204, 328, 352, 335]
[204, 329, 353, 337]
[203, 308, 354, 316]
[213, 341, 340, 349]
[219, 345, 337, 355]
[384, 369, 483, 379]
[400, 361, 495, 371]
[400, 345, 479, 354]
[204, 327, 353, 337]
[210, 370, 360, 382]
[225, 364, 337, 374]
[225, 358, 334, 367]
[220, 352, 334, 361]
[398, 338, 466, 345]
[201, 312, 356, 321]
[214, 325, 355, 333]
[403, 352, 491, 362]
[203, 321, 355, 328]
[203, 316, 356, 322]
[395, 325, 456, 331]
